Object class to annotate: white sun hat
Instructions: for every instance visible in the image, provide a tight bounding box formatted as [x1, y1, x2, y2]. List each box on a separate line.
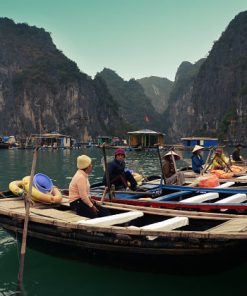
[192, 145, 204, 153]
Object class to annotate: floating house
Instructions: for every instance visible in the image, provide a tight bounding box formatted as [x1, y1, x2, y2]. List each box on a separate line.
[181, 137, 218, 148]
[27, 133, 72, 149]
[128, 129, 165, 149]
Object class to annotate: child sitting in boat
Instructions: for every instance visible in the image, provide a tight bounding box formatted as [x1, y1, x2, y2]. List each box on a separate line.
[162, 151, 185, 185]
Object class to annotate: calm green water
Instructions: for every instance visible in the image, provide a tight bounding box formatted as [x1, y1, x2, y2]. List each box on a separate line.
[1, 148, 247, 296]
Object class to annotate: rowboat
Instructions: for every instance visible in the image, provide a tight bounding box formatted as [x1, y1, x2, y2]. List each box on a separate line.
[69, 174, 247, 214]
[1, 193, 247, 271]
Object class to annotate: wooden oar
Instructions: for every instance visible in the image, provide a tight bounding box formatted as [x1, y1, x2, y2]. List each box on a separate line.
[204, 153, 217, 172]
[100, 186, 108, 204]
[115, 190, 154, 196]
[170, 149, 179, 178]
[94, 188, 154, 195]
[220, 156, 233, 172]
[201, 147, 214, 175]
[155, 143, 166, 185]
[17, 146, 38, 294]
[101, 144, 112, 201]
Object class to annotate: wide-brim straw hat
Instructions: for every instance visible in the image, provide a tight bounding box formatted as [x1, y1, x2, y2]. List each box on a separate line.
[192, 145, 204, 153]
[163, 151, 180, 160]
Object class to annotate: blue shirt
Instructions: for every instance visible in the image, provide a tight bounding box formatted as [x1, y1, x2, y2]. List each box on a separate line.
[191, 154, 204, 173]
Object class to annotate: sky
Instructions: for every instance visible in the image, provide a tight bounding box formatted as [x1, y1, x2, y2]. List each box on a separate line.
[1, 0, 247, 81]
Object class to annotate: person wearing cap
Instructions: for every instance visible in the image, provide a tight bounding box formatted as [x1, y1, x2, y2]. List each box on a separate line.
[232, 144, 244, 162]
[69, 155, 110, 218]
[162, 151, 185, 185]
[211, 148, 229, 170]
[191, 145, 205, 174]
[103, 148, 138, 191]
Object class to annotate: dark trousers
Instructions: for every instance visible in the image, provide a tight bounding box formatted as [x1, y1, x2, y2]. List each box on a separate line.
[111, 172, 137, 190]
[70, 199, 111, 218]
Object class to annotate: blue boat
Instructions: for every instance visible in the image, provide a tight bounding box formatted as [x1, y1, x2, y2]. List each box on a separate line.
[87, 178, 247, 213]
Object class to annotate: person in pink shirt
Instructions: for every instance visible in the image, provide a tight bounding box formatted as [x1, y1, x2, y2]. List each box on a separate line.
[69, 154, 110, 218]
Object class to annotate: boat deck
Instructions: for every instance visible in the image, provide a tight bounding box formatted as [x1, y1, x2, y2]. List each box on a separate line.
[1, 196, 247, 238]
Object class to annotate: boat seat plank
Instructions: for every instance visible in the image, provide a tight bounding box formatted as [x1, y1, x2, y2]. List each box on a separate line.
[215, 193, 247, 204]
[216, 182, 235, 188]
[140, 216, 189, 231]
[140, 216, 189, 241]
[153, 190, 191, 201]
[236, 175, 247, 179]
[209, 218, 247, 233]
[77, 210, 144, 226]
[179, 192, 219, 204]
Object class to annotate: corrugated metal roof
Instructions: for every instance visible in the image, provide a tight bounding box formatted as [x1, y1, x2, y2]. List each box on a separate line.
[128, 129, 165, 135]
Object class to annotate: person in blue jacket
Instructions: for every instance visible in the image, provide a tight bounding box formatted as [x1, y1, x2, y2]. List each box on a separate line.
[103, 148, 137, 191]
[191, 145, 205, 174]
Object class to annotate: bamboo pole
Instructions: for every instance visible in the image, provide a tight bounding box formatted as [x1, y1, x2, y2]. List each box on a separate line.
[100, 186, 108, 204]
[155, 143, 166, 185]
[17, 146, 38, 294]
[170, 149, 178, 178]
[101, 144, 112, 201]
[201, 147, 214, 175]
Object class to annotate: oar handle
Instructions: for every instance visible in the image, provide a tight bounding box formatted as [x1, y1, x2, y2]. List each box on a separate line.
[202, 147, 214, 174]
[102, 144, 112, 201]
[17, 145, 38, 293]
[155, 144, 166, 185]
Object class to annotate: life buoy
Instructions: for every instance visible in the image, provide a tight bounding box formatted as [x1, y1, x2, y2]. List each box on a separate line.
[22, 176, 62, 204]
[9, 180, 25, 196]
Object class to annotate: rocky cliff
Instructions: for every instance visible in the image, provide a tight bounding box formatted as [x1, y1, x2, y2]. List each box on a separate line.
[2, 11, 247, 144]
[0, 18, 126, 141]
[165, 11, 247, 144]
[137, 76, 173, 114]
[96, 68, 163, 131]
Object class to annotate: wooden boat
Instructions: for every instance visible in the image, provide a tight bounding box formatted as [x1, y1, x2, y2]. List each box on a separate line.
[62, 174, 247, 214]
[0, 142, 10, 149]
[1, 193, 247, 270]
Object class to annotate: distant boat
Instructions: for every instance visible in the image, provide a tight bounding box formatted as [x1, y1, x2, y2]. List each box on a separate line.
[0, 142, 10, 149]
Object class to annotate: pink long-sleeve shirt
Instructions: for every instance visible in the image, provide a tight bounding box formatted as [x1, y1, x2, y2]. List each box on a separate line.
[69, 169, 94, 207]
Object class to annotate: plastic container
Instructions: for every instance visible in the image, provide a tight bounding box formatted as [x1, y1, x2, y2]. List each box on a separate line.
[33, 173, 53, 193]
[198, 174, 219, 188]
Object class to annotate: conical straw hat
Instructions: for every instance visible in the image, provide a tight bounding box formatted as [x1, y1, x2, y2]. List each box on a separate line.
[192, 145, 204, 153]
[163, 151, 180, 160]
